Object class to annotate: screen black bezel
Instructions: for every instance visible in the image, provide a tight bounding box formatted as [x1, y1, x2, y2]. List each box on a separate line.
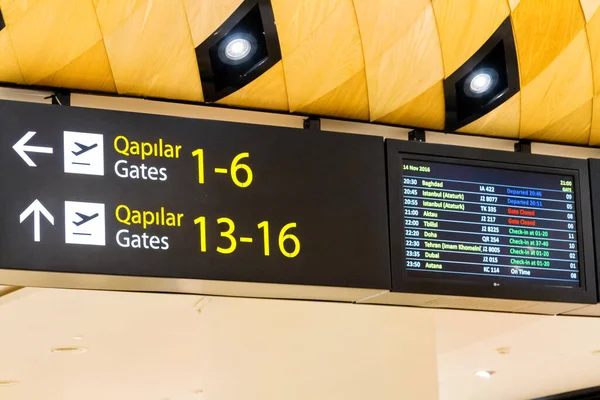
[587, 159, 600, 304]
[386, 140, 597, 304]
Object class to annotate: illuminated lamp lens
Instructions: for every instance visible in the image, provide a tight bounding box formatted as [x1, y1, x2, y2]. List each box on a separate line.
[464, 68, 499, 98]
[217, 33, 258, 66]
[224, 38, 252, 61]
[469, 73, 493, 94]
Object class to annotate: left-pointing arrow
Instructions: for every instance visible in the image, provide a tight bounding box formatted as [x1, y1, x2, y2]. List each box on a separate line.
[19, 200, 54, 242]
[13, 131, 54, 167]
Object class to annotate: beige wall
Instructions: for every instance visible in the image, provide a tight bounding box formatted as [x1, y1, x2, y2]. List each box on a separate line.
[0, 288, 440, 400]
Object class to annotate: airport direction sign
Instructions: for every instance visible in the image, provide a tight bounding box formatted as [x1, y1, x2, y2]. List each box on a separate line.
[0, 101, 391, 295]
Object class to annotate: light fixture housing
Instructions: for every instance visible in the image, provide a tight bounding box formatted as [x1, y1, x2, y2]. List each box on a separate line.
[195, 0, 281, 102]
[443, 17, 520, 131]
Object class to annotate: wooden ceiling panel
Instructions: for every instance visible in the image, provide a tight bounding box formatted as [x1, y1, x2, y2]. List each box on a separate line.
[432, 0, 509, 77]
[508, 0, 521, 10]
[519, 31, 593, 143]
[588, 9, 600, 98]
[183, 0, 244, 47]
[0, 0, 596, 146]
[5, 0, 112, 88]
[276, 0, 368, 118]
[580, 0, 600, 22]
[376, 81, 445, 130]
[0, 29, 25, 84]
[295, 70, 369, 120]
[93, 0, 145, 37]
[587, 9, 600, 144]
[359, 4, 444, 122]
[0, 0, 43, 26]
[529, 100, 592, 145]
[35, 40, 116, 92]
[512, 0, 585, 87]
[95, 0, 203, 102]
[456, 93, 521, 138]
[217, 61, 289, 112]
[353, 0, 429, 63]
[271, 0, 343, 56]
[590, 97, 600, 145]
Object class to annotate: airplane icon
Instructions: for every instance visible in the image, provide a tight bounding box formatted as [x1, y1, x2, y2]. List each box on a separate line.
[65, 201, 105, 246]
[64, 131, 104, 176]
[73, 212, 99, 227]
[72, 142, 98, 156]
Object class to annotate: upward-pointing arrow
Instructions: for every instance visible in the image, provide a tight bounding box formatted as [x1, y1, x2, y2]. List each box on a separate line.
[19, 200, 54, 242]
[13, 131, 54, 167]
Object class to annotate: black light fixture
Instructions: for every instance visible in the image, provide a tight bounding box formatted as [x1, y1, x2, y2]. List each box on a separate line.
[195, 0, 281, 103]
[443, 17, 520, 131]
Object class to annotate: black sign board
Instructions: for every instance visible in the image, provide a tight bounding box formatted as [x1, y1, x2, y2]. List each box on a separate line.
[587, 158, 600, 299]
[0, 101, 390, 294]
[387, 140, 597, 304]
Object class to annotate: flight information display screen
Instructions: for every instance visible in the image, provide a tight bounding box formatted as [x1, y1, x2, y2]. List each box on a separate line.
[402, 159, 580, 288]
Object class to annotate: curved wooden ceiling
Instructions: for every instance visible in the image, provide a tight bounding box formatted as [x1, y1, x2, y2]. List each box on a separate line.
[0, 0, 598, 145]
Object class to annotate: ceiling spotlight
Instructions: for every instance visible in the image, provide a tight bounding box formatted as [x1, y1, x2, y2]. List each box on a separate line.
[464, 68, 498, 97]
[226, 38, 251, 60]
[475, 370, 495, 379]
[218, 34, 257, 65]
[196, 1, 282, 102]
[444, 17, 519, 130]
[470, 73, 492, 93]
